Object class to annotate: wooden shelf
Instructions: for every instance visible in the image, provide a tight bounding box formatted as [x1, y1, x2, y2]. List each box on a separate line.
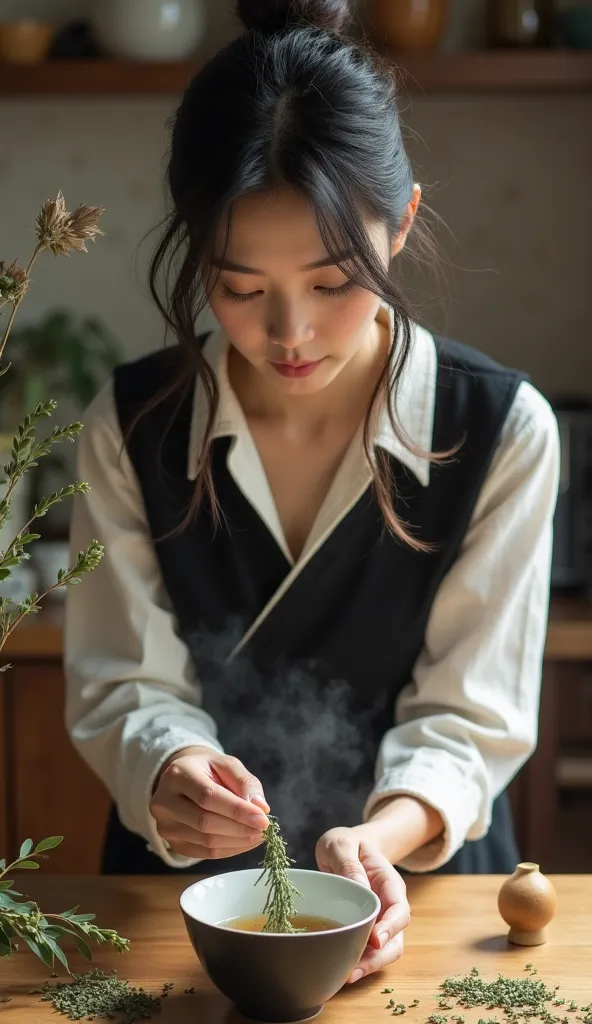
[0, 51, 591, 97]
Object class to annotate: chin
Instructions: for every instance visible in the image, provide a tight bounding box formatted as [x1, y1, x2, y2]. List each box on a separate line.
[265, 363, 339, 394]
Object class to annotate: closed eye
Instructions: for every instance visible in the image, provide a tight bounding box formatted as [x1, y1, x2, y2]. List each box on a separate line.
[315, 281, 355, 297]
[221, 285, 262, 303]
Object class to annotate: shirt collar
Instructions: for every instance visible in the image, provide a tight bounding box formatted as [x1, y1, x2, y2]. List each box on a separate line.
[187, 305, 436, 487]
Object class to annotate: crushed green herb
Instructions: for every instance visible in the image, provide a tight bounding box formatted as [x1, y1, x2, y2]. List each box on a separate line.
[392, 1004, 406, 1015]
[38, 968, 165, 1022]
[0, 996, 12, 1002]
[427, 1016, 449, 1024]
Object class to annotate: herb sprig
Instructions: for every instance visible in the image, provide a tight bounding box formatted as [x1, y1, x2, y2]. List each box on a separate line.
[0, 837, 129, 973]
[255, 815, 305, 933]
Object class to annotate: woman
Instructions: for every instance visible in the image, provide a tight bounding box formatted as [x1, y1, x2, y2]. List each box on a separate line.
[65, 0, 559, 983]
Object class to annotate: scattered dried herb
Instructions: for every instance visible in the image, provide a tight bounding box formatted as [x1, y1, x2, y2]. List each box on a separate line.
[392, 1004, 406, 1015]
[38, 969, 164, 1022]
[0, 995, 12, 1002]
[255, 816, 304, 933]
[427, 1015, 449, 1024]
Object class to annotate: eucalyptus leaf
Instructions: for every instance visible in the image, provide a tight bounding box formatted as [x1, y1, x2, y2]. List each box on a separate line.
[0, 881, 14, 891]
[73, 934, 93, 961]
[15, 860, 40, 870]
[34, 836, 63, 854]
[23, 934, 55, 969]
[0, 923, 12, 956]
[59, 907, 80, 919]
[43, 934, 69, 972]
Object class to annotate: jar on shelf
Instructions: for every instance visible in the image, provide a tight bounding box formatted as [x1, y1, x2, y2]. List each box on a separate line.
[91, 0, 206, 62]
[368, 0, 450, 53]
[487, 0, 553, 47]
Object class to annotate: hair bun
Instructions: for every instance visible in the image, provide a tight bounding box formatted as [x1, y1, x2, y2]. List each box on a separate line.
[236, 0, 351, 35]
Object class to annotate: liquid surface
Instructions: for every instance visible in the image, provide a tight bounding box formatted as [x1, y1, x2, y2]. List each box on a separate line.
[223, 914, 342, 933]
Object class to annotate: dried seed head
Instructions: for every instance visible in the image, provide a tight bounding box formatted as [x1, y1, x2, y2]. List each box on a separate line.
[36, 191, 104, 256]
[0, 259, 29, 307]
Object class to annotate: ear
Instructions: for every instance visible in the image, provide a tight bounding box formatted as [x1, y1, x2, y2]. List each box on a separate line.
[391, 184, 421, 260]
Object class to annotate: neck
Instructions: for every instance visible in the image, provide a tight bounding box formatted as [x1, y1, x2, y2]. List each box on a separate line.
[230, 318, 389, 435]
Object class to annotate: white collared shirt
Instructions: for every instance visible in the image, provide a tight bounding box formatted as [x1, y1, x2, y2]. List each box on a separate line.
[64, 310, 560, 872]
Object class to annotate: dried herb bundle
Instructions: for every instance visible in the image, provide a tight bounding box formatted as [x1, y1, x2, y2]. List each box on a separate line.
[255, 816, 304, 933]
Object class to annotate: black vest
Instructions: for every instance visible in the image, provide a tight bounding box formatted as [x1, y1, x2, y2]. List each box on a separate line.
[103, 336, 524, 876]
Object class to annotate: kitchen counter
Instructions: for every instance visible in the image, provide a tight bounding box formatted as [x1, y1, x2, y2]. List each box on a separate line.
[6, 595, 592, 661]
[2, 874, 590, 1023]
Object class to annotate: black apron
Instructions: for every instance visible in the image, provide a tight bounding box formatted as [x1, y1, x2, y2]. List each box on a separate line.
[103, 335, 524, 876]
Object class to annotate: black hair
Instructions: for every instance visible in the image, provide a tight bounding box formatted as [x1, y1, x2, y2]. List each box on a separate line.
[145, 0, 444, 547]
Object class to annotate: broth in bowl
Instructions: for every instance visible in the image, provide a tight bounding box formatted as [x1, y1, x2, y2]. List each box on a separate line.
[224, 914, 342, 933]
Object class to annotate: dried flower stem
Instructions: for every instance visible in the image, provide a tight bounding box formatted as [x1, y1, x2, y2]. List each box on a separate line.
[0, 244, 41, 364]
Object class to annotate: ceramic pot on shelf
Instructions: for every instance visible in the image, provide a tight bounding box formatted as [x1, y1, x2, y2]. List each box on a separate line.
[91, 0, 206, 62]
[487, 0, 553, 47]
[368, 0, 450, 52]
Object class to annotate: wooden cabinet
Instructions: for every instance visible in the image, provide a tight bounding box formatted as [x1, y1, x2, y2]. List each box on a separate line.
[1, 656, 110, 873]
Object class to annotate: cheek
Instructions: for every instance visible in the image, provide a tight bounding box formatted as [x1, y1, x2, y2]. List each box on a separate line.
[208, 295, 265, 360]
[325, 290, 383, 354]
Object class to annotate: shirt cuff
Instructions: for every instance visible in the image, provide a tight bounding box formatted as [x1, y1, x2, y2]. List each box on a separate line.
[123, 730, 223, 870]
[363, 758, 484, 873]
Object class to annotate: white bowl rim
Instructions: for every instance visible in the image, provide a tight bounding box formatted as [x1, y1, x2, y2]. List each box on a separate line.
[179, 867, 381, 937]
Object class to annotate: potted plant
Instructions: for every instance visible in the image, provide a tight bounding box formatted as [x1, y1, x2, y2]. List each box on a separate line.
[0, 310, 121, 596]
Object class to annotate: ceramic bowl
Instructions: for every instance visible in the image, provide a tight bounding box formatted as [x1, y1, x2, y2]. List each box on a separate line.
[180, 868, 380, 1022]
[0, 20, 53, 64]
[557, 5, 592, 48]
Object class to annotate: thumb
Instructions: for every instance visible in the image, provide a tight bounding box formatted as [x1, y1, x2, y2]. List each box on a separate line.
[212, 755, 270, 813]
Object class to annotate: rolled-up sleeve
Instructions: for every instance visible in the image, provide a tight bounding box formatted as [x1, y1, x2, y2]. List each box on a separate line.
[64, 379, 223, 869]
[363, 381, 560, 872]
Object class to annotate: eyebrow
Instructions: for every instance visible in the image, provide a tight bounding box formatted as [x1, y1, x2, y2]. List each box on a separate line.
[211, 252, 353, 275]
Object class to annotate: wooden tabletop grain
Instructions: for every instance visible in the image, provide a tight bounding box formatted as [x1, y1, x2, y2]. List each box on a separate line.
[1, 875, 591, 1023]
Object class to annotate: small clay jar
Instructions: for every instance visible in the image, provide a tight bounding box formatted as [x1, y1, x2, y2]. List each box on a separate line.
[368, 0, 449, 53]
[498, 862, 557, 946]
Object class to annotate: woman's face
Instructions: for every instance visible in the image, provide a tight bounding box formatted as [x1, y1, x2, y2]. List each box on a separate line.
[207, 187, 417, 396]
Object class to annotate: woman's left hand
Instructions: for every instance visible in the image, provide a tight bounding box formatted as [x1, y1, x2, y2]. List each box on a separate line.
[315, 827, 410, 984]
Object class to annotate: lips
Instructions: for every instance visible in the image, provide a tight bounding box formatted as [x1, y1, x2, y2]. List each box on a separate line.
[270, 360, 323, 379]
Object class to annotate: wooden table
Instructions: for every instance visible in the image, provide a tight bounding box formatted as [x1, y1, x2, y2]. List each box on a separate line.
[2, 875, 591, 1023]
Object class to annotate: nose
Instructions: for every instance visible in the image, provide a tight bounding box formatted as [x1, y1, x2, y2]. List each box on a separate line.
[267, 298, 314, 350]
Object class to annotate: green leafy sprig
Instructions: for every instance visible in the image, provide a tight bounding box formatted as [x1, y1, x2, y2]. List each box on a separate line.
[0, 837, 129, 973]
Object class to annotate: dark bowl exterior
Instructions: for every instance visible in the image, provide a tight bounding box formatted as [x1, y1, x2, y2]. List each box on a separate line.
[182, 909, 375, 1022]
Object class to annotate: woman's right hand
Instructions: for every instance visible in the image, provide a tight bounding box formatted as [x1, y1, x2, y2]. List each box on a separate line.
[150, 745, 270, 859]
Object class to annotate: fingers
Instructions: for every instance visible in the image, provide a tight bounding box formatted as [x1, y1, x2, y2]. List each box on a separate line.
[164, 795, 266, 839]
[315, 829, 370, 889]
[160, 756, 270, 831]
[158, 820, 266, 859]
[357, 844, 410, 950]
[169, 839, 264, 860]
[212, 755, 270, 811]
[348, 932, 405, 984]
